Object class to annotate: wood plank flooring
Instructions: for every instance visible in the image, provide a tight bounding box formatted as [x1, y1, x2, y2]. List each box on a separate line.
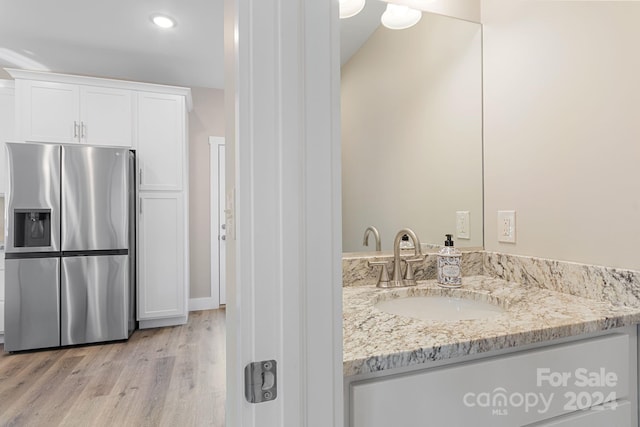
[0, 309, 226, 427]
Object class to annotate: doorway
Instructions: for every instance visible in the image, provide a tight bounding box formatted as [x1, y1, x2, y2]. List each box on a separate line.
[209, 136, 226, 307]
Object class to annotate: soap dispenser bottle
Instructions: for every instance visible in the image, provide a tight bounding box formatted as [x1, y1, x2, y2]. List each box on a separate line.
[437, 234, 462, 287]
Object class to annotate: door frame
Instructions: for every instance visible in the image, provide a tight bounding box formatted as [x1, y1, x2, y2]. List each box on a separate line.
[224, 0, 343, 425]
[209, 135, 225, 309]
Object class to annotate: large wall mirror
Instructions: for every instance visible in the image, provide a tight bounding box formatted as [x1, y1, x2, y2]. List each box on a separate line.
[341, 2, 483, 252]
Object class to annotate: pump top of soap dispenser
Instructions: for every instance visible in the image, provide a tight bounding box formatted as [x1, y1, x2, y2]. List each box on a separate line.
[445, 234, 454, 247]
[439, 234, 460, 256]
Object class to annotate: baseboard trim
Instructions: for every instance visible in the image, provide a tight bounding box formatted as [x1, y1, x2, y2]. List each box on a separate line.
[189, 297, 219, 312]
[139, 315, 188, 329]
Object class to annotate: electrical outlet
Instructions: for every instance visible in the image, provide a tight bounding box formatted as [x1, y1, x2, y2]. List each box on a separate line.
[456, 211, 470, 239]
[497, 210, 516, 243]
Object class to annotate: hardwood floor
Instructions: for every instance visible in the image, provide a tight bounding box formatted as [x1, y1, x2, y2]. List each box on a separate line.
[0, 309, 226, 427]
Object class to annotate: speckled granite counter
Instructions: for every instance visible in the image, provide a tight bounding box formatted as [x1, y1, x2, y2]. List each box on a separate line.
[343, 275, 640, 377]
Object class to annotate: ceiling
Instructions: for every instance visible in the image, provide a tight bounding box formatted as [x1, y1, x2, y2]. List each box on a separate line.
[340, 1, 387, 66]
[0, 0, 383, 90]
[0, 0, 225, 88]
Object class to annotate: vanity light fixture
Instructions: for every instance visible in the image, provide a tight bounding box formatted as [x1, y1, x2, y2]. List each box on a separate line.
[151, 14, 176, 29]
[340, 0, 366, 19]
[381, 4, 422, 30]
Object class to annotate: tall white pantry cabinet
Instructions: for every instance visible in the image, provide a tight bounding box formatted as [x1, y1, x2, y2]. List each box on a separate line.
[0, 79, 16, 341]
[5, 68, 191, 329]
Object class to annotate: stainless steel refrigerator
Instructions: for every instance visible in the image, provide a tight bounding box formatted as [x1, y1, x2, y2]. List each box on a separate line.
[4, 142, 136, 352]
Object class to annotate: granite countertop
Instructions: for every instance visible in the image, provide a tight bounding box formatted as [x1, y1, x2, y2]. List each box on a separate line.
[343, 275, 640, 377]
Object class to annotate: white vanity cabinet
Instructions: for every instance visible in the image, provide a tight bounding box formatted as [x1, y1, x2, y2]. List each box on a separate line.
[347, 329, 637, 427]
[12, 77, 133, 147]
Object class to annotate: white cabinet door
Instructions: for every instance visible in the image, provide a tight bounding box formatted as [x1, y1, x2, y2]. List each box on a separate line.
[137, 92, 185, 191]
[0, 83, 15, 194]
[0, 253, 4, 334]
[20, 80, 80, 144]
[80, 86, 133, 147]
[138, 192, 186, 320]
[18, 81, 134, 147]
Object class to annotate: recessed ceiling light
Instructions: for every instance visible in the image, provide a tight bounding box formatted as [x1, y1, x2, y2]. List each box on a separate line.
[339, 0, 366, 19]
[151, 14, 176, 29]
[381, 4, 422, 30]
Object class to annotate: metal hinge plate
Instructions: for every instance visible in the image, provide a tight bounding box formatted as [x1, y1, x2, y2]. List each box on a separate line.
[244, 360, 277, 403]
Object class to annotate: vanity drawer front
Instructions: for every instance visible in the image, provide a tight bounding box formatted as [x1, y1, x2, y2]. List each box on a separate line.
[351, 333, 630, 427]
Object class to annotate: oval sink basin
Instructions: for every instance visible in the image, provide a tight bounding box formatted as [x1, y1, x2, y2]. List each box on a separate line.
[374, 295, 505, 321]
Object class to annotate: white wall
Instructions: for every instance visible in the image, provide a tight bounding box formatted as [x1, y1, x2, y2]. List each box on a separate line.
[188, 87, 224, 299]
[341, 12, 483, 251]
[483, 0, 640, 269]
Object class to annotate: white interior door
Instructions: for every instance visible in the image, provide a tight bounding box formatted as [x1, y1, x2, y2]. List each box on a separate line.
[210, 136, 226, 307]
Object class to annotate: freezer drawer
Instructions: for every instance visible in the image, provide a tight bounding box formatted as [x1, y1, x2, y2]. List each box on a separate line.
[4, 258, 61, 352]
[61, 255, 129, 345]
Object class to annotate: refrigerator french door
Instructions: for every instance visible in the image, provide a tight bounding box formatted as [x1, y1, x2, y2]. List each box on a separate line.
[4, 142, 135, 352]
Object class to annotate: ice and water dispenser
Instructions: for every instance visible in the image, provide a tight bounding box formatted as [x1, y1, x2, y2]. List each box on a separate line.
[13, 209, 52, 248]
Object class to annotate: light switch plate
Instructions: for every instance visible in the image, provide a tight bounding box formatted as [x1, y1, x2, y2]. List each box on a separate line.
[456, 211, 470, 239]
[497, 210, 516, 243]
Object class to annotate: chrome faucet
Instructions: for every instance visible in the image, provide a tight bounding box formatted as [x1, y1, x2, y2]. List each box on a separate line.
[362, 226, 381, 251]
[390, 228, 423, 287]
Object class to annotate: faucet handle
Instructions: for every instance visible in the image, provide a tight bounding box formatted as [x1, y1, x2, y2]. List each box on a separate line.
[368, 260, 391, 287]
[404, 256, 425, 281]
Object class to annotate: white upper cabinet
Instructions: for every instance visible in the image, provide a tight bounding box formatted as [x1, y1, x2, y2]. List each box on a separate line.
[137, 92, 185, 191]
[16, 80, 133, 146]
[19, 80, 79, 144]
[80, 86, 133, 147]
